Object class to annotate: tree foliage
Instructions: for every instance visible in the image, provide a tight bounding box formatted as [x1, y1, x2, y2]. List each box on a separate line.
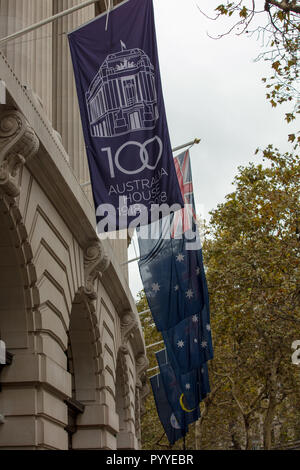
[198, 1, 300, 122]
[138, 148, 300, 449]
[199, 146, 300, 449]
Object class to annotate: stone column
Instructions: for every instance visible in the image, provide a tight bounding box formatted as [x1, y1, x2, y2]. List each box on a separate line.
[52, 0, 94, 183]
[52, 1, 129, 270]
[0, 0, 53, 121]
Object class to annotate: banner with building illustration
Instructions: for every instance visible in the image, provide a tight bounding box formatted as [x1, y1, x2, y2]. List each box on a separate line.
[68, 0, 183, 231]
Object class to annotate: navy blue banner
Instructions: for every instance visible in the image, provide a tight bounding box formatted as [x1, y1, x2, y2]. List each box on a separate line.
[68, 0, 184, 230]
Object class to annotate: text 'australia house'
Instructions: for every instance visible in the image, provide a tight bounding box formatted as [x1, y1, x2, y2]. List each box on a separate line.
[86, 46, 159, 138]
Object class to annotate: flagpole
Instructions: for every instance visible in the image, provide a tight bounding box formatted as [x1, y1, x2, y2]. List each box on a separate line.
[147, 365, 159, 373]
[0, 0, 99, 47]
[146, 340, 164, 350]
[120, 256, 140, 266]
[172, 138, 200, 154]
[138, 308, 151, 316]
[80, 138, 201, 188]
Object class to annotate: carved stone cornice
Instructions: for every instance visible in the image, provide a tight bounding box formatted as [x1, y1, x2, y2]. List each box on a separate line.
[84, 241, 110, 299]
[0, 106, 39, 197]
[121, 311, 139, 346]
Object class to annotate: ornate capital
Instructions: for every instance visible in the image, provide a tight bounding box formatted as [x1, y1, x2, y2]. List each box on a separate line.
[0, 106, 39, 197]
[84, 241, 110, 299]
[119, 344, 130, 356]
[140, 374, 150, 416]
[136, 353, 149, 378]
[121, 311, 139, 345]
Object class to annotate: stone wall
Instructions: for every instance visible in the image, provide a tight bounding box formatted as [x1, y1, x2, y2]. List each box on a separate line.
[0, 0, 129, 276]
[0, 2, 148, 449]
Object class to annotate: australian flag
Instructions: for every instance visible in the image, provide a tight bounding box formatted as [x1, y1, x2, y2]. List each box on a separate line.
[162, 307, 213, 375]
[156, 348, 210, 411]
[150, 373, 188, 446]
[137, 150, 210, 332]
[155, 349, 200, 429]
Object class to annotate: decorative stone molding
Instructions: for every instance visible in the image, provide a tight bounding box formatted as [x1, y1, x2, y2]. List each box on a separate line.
[119, 345, 130, 356]
[136, 354, 149, 379]
[135, 355, 150, 421]
[120, 311, 139, 346]
[140, 374, 150, 417]
[0, 193, 40, 309]
[127, 228, 135, 247]
[84, 241, 110, 299]
[0, 106, 39, 197]
[134, 385, 142, 445]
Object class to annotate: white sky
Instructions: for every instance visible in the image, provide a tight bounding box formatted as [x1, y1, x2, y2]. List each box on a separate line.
[127, 0, 298, 300]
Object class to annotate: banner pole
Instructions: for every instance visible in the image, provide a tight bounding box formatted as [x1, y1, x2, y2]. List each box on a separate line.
[138, 308, 151, 316]
[0, 0, 99, 47]
[172, 138, 200, 154]
[120, 256, 140, 266]
[146, 340, 164, 350]
[147, 365, 159, 373]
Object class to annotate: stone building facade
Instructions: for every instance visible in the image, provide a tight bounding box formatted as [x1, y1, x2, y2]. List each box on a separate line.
[0, 0, 149, 450]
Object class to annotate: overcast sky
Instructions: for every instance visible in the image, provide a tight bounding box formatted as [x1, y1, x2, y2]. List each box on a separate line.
[127, 0, 297, 299]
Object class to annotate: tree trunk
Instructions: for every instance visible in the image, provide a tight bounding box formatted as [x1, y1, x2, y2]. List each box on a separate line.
[263, 399, 277, 450]
[263, 351, 281, 450]
[195, 397, 210, 449]
[229, 420, 242, 450]
[244, 415, 252, 450]
[195, 418, 202, 450]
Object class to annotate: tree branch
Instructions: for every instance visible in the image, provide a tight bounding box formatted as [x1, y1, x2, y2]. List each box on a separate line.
[266, 0, 300, 14]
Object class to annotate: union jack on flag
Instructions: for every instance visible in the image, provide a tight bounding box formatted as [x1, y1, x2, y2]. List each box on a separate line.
[171, 150, 197, 238]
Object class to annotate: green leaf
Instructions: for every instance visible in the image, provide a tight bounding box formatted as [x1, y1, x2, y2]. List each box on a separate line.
[239, 6, 247, 18]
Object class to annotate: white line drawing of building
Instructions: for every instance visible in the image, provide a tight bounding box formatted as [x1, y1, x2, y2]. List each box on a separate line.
[86, 45, 159, 138]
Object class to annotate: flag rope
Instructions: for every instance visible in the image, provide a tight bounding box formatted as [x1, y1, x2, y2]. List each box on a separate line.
[104, 0, 113, 31]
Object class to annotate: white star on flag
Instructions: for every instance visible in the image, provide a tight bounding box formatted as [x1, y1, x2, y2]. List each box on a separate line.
[176, 253, 184, 262]
[185, 383, 191, 390]
[186, 289, 194, 299]
[151, 283, 160, 293]
[177, 340, 184, 348]
[194, 338, 198, 343]
[201, 368, 204, 374]
[174, 285, 179, 291]
[206, 324, 211, 331]
[201, 340, 207, 348]
[192, 315, 198, 322]
[196, 267, 201, 275]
